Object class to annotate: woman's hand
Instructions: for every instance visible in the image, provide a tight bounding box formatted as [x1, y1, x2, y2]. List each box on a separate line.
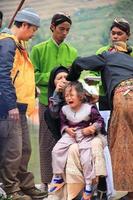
[65, 127, 76, 138]
[55, 80, 68, 92]
[82, 125, 96, 136]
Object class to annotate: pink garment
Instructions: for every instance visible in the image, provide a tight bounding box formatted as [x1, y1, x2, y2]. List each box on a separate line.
[52, 129, 95, 184]
[52, 103, 105, 185]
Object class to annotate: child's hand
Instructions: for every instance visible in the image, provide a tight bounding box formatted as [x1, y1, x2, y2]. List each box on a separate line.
[65, 127, 76, 138]
[82, 125, 96, 136]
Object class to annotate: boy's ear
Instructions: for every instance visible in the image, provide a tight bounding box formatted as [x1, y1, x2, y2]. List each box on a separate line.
[50, 24, 55, 32]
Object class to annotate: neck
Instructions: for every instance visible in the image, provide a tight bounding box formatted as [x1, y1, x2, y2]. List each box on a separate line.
[52, 37, 63, 45]
[10, 26, 21, 41]
[71, 104, 82, 113]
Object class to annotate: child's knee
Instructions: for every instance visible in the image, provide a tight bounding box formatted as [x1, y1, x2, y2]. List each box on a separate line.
[68, 143, 79, 156]
[91, 137, 102, 149]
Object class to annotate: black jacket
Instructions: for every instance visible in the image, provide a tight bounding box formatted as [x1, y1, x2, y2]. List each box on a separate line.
[44, 66, 69, 141]
[67, 51, 133, 109]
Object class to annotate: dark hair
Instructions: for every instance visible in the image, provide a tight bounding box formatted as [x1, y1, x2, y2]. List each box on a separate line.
[110, 18, 130, 36]
[50, 12, 72, 32]
[14, 21, 33, 28]
[0, 11, 3, 20]
[64, 81, 86, 103]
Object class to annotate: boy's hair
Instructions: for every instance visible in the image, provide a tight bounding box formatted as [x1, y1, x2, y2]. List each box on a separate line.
[50, 12, 72, 32]
[64, 81, 86, 103]
[0, 11, 3, 20]
[14, 21, 33, 28]
[110, 17, 130, 36]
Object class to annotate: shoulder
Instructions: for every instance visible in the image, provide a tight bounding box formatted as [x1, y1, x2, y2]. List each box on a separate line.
[62, 104, 69, 113]
[31, 39, 50, 51]
[63, 42, 77, 53]
[0, 37, 16, 53]
[83, 103, 92, 110]
[96, 45, 110, 54]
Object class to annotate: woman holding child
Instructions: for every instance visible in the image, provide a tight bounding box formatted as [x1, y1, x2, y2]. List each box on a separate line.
[45, 66, 107, 200]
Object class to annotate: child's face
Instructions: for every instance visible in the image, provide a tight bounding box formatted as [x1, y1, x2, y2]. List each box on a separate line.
[65, 86, 82, 110]
[54, 72, 68, 87]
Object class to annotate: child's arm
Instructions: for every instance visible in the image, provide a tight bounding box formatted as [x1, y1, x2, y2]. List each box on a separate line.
[60, 108, 76, 138]
[82, 125, 96, 136]
[82, 105, 104, 136]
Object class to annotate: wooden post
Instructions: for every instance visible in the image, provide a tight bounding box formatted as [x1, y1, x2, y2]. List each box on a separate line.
[8, 0, 26, 28]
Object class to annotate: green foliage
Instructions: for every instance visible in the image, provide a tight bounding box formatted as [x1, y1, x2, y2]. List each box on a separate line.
[0, 194, 12, 200]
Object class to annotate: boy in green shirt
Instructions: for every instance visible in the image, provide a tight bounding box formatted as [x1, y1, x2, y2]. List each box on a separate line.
[30, 12, 77, 194]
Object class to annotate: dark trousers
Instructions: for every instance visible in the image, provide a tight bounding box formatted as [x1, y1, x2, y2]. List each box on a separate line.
[0, 114, 35, 194]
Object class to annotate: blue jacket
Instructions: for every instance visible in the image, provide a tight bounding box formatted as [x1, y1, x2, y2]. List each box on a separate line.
[0, 31, 35, 117]
[0, 37, 17, 117]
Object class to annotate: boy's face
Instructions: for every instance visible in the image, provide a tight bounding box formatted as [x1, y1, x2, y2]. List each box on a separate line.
[110, 27, 129, 42]
[52, 21, 71, 44]
[20, 23, 38, 41]
[65, 86, 82, 111]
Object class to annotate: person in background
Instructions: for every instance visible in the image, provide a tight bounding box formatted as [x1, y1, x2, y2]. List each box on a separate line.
[96, 18, 132, 124]
[0, 11, 7, 196]
[0, 8, 46, 200]
[67, 41, 133, 200]
[86, 18, 133, 198]
[30, 12, 77, 195]
[0, 11, 3, 28]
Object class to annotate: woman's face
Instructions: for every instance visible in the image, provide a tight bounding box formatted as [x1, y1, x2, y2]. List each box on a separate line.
[110, 27, 129, 42]
[54, 72, 68, 87]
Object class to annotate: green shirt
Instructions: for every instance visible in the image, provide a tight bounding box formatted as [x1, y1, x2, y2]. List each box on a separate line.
[30, 38, 77, 105]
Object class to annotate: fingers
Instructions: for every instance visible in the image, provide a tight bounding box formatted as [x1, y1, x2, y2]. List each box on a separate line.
[8, 108, 20, 121]
[67, 128, 76, 138]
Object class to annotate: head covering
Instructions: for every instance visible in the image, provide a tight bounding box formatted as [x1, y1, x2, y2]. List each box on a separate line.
[51, 12, 72, 27]
[14, 7, 40, 27]
[48, 66, 69, 98]
[110, 18, 130, 36]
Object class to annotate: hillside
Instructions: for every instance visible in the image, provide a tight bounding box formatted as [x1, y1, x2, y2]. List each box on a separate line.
[1, 0, 133, 56]
[0, 0, 118, 56]
[0, 0, 116, 20]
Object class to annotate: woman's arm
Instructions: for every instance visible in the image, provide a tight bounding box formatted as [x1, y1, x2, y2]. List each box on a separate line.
[67, 54, 106, 81]
[82, 104, 105, 136]
[49, 91, 63, 119]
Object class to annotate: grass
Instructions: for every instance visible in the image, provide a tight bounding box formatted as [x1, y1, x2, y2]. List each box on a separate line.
[28, 124, 41, 183]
